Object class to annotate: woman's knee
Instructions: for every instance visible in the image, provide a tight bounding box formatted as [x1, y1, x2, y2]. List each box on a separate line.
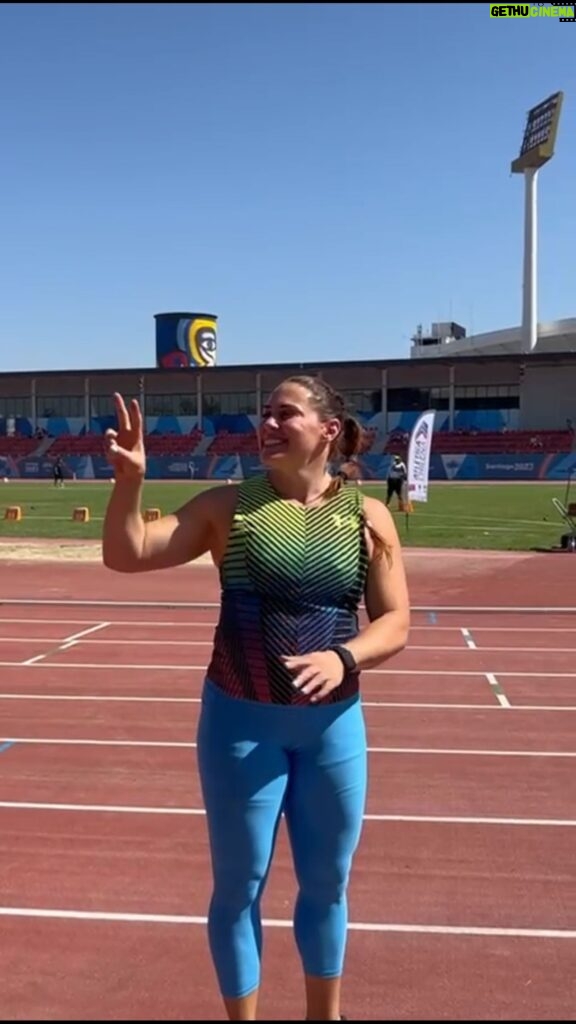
[295, 856, 353, 905]
[211, 868, 267, 914]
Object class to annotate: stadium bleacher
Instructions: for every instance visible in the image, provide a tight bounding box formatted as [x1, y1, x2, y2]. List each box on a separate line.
[1, 415, 573, 460]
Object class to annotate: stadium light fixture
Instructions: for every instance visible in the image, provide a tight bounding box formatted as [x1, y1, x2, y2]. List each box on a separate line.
[511, 91, 564, 354]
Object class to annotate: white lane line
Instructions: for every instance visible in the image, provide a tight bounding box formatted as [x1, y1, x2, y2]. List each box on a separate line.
[1, 617, 576, 633]
[18, 622, 111, 665]
[2, 662, 576, 677]
[461, 628, 477, 649]
[486, 672, 511, 709]
[0, 905, 574, 938]
[2, 800, 576, 827]
[61, 622, 111, 644]
[2, 693, 576, 712]
[6, 636, 576, 653]
[2, 599, 576, 611]
[1, 736, 576, 756]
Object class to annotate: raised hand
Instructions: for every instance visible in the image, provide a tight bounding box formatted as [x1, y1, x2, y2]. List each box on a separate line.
[105, 393, 146, 481]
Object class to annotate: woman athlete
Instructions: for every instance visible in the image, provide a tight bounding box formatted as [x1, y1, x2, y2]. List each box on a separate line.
[102, 375, 410, 1021]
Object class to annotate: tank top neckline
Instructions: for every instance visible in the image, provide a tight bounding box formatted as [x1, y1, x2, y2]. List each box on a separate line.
[257, 473, 347, 512]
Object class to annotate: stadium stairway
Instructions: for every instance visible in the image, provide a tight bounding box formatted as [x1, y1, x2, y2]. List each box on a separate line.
[192, 434, 215, 455]
[33, 436, 56, 458]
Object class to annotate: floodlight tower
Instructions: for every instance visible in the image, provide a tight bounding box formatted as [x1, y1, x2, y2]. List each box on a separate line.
[511, 91, 564, 354]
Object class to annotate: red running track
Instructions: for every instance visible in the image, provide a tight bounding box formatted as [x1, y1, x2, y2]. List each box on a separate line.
[0, 551, 575, 1019]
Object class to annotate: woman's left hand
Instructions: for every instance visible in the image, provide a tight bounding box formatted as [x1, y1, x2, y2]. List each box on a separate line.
[281, 650, 344, 702]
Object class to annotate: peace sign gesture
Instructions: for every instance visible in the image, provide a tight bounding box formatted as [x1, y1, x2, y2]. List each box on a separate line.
[105, 393, 146, 481]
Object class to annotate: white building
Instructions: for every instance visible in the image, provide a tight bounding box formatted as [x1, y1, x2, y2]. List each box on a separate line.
[410, 318, 576, 359]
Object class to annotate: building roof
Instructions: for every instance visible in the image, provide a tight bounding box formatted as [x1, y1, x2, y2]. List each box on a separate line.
[410, 317, 576, 359]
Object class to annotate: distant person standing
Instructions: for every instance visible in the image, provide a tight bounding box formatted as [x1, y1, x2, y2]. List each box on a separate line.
[52, 457, 65, 487]
[386, 454, 407, 508]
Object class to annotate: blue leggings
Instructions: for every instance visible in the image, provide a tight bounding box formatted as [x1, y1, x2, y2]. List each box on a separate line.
[196, 678, 367, 999]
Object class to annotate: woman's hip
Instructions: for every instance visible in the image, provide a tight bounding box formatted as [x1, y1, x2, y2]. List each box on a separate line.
[197, 675, 365, 750]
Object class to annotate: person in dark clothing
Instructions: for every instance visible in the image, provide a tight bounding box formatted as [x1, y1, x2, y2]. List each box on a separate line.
[386, 455, 407, 507]
[52, 457, 65, 487]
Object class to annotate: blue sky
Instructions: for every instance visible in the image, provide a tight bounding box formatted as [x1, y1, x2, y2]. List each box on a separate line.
[0, 2, 574, 372]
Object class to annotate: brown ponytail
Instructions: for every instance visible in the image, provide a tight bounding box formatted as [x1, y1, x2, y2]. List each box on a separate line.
[362, 511, 393, 569]
[337, 414, 364, 460]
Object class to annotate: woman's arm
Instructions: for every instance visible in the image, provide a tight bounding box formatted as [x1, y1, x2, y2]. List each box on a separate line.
[101, 392, 234, 573]
[102, 480, 227, 573]
[341, 495, 410, 669]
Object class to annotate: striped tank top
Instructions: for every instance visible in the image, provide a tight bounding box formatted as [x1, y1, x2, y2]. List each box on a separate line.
[206, 474, 369, 705]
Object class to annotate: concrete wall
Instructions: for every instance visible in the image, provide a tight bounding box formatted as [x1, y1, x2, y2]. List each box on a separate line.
[520, 362, 576, 430]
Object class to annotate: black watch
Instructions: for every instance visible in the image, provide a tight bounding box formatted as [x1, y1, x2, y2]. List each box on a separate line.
[330, 644, 358, 674]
